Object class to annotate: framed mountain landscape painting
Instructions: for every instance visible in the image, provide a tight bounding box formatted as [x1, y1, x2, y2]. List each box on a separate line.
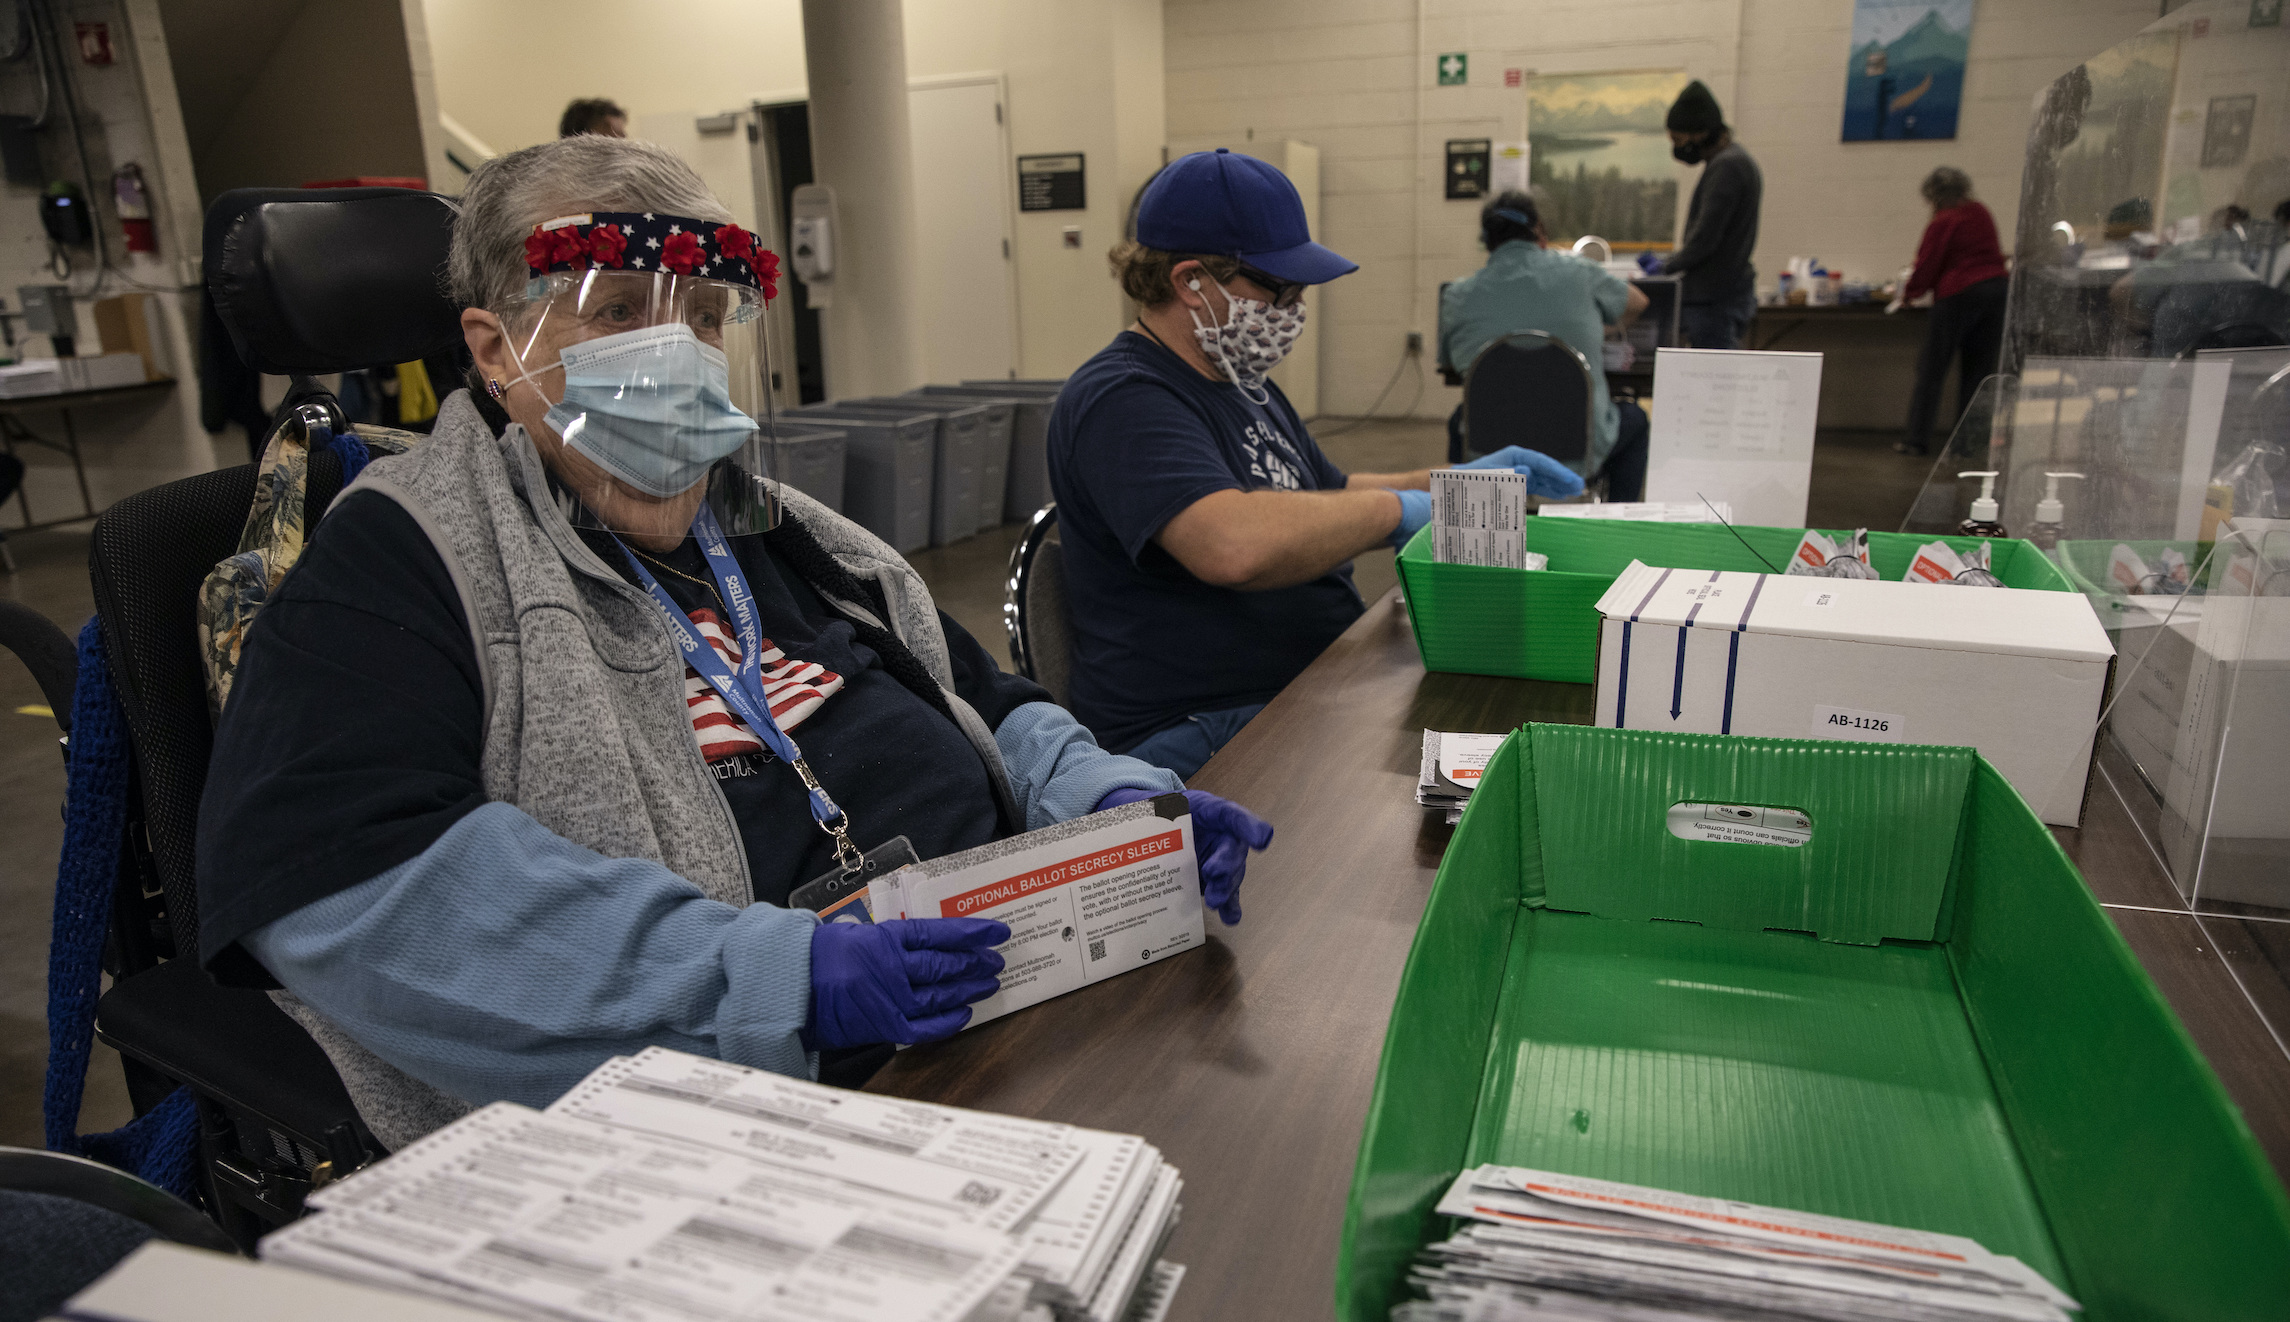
[1842, 0, 1974, 140]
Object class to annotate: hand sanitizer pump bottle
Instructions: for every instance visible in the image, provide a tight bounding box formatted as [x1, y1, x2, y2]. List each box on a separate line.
[2030, 471, 2084, 551]
[1958, 471, 2008, 538]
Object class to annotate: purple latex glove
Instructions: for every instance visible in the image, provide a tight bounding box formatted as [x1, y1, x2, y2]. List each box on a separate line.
[1095, 788, 1275, 926]
[807, 917, 1009, 1050]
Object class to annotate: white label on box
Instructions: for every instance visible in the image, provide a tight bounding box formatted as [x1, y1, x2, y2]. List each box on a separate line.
[1811, 704, 1905, 742]
[1666, 802, 1812, 847]
[1431, 469, 1528, 567]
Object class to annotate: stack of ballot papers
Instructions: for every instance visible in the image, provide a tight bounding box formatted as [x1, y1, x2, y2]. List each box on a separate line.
[1392, 1166, 2080, 1322]
[261, 1047, 1186, 1322]
[1538, 501, 1732, 523]
[1419, 731, 1509, 824]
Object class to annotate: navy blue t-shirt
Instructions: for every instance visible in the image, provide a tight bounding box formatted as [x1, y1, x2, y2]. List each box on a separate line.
[1046, 331, 1364, 752]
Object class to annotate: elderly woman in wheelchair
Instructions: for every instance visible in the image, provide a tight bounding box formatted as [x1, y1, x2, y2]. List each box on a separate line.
[194, 134, 1272, 1149]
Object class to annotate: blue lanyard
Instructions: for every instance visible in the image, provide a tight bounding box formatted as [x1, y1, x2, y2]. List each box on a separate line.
[619, 507, 865, 875]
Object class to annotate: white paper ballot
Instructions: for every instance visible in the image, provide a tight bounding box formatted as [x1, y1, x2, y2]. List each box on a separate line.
[549, 1049, 1082, 1233]
[1539, 500, 1733, 523]
[1432, 469, 1529, 567]
[1646, 348, 1821, 528]
[878, 797, 1205, 1030]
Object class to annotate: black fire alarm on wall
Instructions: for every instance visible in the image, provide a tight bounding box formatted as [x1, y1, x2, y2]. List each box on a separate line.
[1444, 139, 1491, 200]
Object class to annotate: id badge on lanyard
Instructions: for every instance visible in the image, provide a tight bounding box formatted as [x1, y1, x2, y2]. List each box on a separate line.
[620, 507, 867, 878]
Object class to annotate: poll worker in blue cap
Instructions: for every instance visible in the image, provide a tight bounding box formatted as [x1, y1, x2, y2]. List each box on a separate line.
[1047, 149, 1582, 778]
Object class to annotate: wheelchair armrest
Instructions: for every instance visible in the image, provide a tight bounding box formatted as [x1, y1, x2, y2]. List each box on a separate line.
[95, 959, 370, 1154]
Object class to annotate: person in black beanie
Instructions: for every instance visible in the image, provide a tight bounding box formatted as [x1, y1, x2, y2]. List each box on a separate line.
[1661, 80, 1763, 350]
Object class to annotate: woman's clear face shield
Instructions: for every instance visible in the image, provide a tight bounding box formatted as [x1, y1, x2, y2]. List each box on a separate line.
[504, 268, 780, 540]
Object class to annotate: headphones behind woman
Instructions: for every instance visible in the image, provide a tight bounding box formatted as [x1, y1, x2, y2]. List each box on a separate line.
[1479, 190, 1543, 250]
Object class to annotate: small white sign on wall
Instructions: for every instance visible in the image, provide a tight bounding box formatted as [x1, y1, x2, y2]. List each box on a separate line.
[1645, 348, 1823, 529]
[1489, 141, 1530, 194]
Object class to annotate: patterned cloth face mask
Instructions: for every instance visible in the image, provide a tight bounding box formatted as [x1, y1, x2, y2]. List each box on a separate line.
[1187, 276, 1306, 405]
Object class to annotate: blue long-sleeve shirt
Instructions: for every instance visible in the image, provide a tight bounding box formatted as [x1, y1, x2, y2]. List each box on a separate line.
[244, 703, 1175, 1108]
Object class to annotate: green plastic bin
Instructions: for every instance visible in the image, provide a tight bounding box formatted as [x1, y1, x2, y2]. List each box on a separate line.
[1394, 521, 2076, 683]
[2056, 538, 2208, 631]
[1338, 725, 2290, 1322]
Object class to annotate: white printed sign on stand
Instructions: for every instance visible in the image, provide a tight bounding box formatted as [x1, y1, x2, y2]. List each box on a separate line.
[1645, 348, 1822, 528]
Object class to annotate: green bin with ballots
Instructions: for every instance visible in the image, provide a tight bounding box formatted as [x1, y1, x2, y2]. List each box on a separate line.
[1393, 521, 2075, 684]
[1337, 725, 2290, 1321]
[2055, 538, 2209, 632]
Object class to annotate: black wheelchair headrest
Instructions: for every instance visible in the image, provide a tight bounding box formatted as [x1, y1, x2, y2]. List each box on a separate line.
[205, 187, 462, 376]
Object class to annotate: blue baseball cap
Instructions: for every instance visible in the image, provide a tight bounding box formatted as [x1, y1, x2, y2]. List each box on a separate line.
[1136, 148, 1358, 286]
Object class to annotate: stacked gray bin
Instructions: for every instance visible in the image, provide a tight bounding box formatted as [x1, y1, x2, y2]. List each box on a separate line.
[902, 386, 1017, 529]
[959, 379, 1063, 519]
[833, 397, 988, 545]
[768, 426, 846, 515]
[790, 405, 934, 552]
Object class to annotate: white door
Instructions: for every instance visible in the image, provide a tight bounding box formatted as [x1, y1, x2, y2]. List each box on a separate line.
[907, 77, 1018, 382]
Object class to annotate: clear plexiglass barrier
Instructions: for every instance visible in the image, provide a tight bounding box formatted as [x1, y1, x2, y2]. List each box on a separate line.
[1895, 0, 2290, 1057]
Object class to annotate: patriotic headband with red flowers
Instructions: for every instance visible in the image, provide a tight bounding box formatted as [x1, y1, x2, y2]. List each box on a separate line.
[523, 211, 780, 300]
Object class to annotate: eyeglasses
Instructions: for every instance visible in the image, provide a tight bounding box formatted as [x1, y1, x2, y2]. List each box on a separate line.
[1234, 265, 1307, 309]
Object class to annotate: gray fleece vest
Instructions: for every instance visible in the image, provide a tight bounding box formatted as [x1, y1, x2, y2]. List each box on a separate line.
[273, 392, 1019, 1150]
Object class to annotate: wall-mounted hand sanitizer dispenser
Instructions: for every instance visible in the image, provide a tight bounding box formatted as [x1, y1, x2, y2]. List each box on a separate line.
[789, 184, 836, 309]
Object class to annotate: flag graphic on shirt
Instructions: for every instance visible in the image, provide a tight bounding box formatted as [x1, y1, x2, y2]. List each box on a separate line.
[682, 607, 845, 761]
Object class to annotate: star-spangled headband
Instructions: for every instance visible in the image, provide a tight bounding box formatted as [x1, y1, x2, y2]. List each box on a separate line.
[523, 211, 780, 299]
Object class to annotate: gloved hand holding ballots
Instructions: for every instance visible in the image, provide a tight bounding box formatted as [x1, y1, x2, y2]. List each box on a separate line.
[868, 793, 1215, 1032]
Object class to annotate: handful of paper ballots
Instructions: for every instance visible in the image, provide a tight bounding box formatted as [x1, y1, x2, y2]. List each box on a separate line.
[1419, 731, 1509, 824]
[1903, 539, 2003, 587]
[1538, 501, 1733, 523]
[1431, 470, 1546, 569]
[1393, 1165, 2079, 1322]
[1785, 527, 1879, 579]
[260, 1047, 1186, 1322]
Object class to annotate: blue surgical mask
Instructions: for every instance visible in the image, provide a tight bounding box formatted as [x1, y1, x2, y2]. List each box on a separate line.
[540, 323, 757, 497]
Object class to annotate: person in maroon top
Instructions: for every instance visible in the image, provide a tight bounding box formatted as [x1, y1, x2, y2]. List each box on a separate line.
[1898, 167, 2012, 455]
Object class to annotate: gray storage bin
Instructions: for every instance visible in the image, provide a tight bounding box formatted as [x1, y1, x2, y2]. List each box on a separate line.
[946, 382, 1060, 517]
[963, 379, 1067, 391]
[790, 406, 933, 552]
[839, 397, 989, 545]
[905, 386, 1015, 528]
[770, 426, 846, 514]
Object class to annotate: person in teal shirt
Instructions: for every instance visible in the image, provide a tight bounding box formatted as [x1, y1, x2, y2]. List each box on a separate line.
[1440, 191, 1651, 498]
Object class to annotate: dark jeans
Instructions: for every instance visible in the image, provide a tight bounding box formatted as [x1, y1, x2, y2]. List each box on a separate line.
[1596, 399, 1650, 501]
[1680, 288, 1758, 350]
[1904, 276, 2010, 453]
[1123, 702, 1267, 780]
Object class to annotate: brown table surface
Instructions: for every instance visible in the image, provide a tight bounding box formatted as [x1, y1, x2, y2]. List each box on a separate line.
[870, 587, 2290, 1320]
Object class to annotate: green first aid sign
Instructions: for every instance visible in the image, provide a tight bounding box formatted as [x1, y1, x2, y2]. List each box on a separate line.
[1437, 52, 1467, 85]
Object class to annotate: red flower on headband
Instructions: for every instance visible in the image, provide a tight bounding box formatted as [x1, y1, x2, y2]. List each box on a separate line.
[713, 224, 756, 261]
[587, 223, 627, 268]
[753, 248, 781, 301]
[660, 230, 706, 274]
[523, 227, 555, 271]
[545, 226, 587, 268]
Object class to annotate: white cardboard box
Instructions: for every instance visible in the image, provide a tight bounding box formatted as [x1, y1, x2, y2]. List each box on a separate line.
[1591, 560, 2115, 826]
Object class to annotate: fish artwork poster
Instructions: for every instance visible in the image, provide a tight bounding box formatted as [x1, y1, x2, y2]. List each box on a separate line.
[1841, 0, 1973, 141]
